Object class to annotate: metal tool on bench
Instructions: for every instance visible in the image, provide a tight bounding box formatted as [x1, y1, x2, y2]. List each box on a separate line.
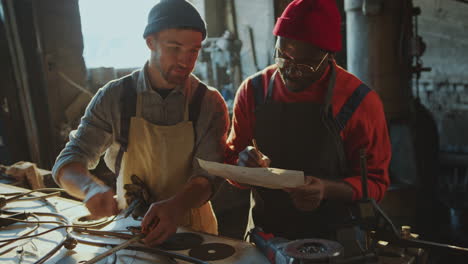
[72, 231, 210, 264]
[0, 188, 64, 208]
[249, 148, 468, 263]
[248, 226, 345, 264]
[354, 149, 468, 262]
[82, 234, 145, 264]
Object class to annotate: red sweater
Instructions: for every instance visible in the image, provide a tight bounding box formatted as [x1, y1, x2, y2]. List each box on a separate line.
[226, 63, 391, 202]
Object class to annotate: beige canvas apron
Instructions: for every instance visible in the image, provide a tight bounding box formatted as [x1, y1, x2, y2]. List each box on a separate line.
[116, 87, 217, 235]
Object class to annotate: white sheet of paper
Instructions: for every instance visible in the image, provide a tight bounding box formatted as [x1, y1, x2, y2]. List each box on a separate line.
[197, 158, 305, 189]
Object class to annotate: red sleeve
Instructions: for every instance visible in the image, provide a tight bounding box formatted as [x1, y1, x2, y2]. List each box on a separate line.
[225, 78, 257, 189]
[341, 91, 391, 202]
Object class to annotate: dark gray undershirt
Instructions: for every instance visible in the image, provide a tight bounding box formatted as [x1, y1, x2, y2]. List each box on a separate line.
[155, 88, 172, 99]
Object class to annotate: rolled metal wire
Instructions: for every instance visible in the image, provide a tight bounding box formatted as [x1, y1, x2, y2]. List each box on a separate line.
[0, 213, 41, 254]
[76, 238, 209, 264]
[0, 192, 208, 264]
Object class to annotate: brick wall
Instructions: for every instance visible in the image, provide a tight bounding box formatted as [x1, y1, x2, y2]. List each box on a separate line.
[414, 0, 468, 152]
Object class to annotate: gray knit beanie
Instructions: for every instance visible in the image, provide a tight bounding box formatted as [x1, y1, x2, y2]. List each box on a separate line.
[143, 0, 207, 39]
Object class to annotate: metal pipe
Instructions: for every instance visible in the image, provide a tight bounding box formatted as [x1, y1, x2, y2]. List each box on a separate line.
[83, 234, 143, 264]
[345, 0, 413, 120]
[359, 148, 369, 201]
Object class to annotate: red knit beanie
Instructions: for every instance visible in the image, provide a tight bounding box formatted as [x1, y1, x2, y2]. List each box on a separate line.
[273, 0, 342, 52]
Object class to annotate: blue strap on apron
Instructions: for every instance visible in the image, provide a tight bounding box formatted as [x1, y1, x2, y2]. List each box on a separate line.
[250, 72, 265, 112]
[250, 73, 371, 133]
[114, 75, 207, 176]
[334, 83, 371, 132]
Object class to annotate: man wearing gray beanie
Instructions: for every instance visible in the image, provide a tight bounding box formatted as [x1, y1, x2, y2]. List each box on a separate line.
[52, 0, 229, 247]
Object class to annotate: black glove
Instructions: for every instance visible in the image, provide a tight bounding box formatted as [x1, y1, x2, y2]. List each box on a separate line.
[123, 175, 154, 219]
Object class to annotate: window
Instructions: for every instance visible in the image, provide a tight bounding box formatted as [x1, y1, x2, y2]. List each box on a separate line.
[79, 0, 158, 68]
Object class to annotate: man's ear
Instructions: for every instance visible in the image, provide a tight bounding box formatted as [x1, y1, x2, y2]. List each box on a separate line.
[146, 37, 156, 50]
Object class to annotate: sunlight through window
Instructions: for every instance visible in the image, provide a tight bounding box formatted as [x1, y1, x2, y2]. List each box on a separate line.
[79, 0, 159, 68]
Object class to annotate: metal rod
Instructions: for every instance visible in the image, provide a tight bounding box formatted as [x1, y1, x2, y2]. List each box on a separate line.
[359, 148, 369, 201]
[83, 234, 143, 264]
[76, 238, 209, 264]
[73, 228, 133, 239]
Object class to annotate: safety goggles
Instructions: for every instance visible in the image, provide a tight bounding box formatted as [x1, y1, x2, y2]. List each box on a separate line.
[274, 49, 329, 78]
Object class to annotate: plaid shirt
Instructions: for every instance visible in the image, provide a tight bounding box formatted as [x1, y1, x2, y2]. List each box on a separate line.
[52, 63, 229, 185]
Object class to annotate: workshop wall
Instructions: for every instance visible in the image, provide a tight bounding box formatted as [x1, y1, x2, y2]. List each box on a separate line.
[34, 0, 89, 155]
[414, 0, 468, 153]
[0, 13, 30, 164]
[0, 0, 88, 168]
[232, 0, 276, 79]
[412, 0, 468, 245]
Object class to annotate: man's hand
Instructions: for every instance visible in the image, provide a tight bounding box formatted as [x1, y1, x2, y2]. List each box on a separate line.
[141, 199, 186, 247]
[238, 146, 271, 168]
[84, 187, 119, 219]
[284, 176, 325, 211]
[57, 162, 119, 219]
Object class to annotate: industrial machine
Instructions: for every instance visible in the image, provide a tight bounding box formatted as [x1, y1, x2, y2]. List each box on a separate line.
[248, 150, 468, 264]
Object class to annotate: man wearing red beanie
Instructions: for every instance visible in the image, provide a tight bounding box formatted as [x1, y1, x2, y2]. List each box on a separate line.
[226, 0, 391, 241]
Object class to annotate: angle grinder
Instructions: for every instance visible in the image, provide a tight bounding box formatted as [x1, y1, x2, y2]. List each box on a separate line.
[248, 227, 344, 264]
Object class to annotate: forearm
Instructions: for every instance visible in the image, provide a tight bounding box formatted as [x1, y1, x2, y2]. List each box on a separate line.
[322, 178, 354, 202]
[171, 176, 213, 211]
[57, 162, 109, 201]
[343, 174, 388, 201]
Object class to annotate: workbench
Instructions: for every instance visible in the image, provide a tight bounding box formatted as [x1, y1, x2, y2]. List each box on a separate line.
[0, 183, 269, 264]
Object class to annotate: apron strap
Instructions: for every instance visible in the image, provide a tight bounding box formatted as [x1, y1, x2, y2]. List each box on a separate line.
[265, 70, 278, 103]
[188, 82, 207, 146]
[188, 82, 208, 125]
[115, 75, 137, 176]
[136, 93, 143, 117]
[250, 72, 265, 111]
[183, 83, 191, 121]
[323, 62, 337, 116]
[334, 83, 371, 132]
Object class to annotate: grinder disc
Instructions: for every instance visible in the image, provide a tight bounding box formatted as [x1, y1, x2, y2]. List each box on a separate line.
[160, 232, 204, 251]
[188, 243, 236, 261]
[283, 239, 344, 262]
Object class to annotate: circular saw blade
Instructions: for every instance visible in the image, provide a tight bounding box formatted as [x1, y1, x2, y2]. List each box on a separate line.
[188, 242, 236, 261]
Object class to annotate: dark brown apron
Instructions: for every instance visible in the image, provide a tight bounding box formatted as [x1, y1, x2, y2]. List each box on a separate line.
[251, 64, 351, 240]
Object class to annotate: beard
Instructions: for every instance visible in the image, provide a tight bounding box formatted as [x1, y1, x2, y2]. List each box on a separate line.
[279, 70, 309, 92]
[160, 65, 191, 85]
[278, 69, 325, 93]
[152, 53, 191, 86]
